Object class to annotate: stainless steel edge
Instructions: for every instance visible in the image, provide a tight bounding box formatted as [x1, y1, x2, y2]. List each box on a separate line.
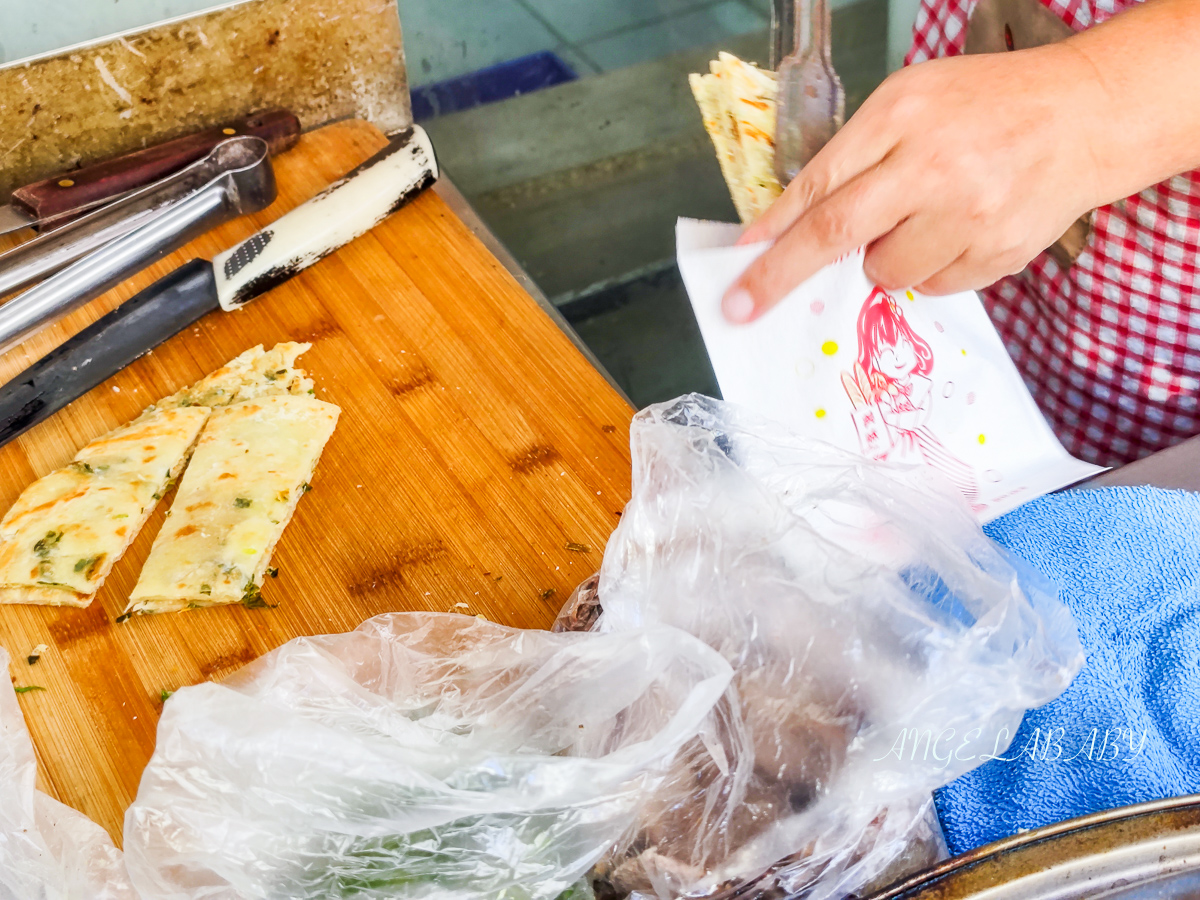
[863, 795, 1200, 900]
[432, 176, 634, 410]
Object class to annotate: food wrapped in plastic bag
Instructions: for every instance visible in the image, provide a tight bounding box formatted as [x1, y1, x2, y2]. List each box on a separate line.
[123, 612, 733, 900]
[578, 395, 1084, 899]
[0, 647, 136, 900]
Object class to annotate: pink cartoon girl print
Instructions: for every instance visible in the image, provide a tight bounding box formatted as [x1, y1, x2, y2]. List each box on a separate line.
[841, 287, 979, 502]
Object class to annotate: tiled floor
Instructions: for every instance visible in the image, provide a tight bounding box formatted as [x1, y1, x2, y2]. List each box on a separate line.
[399, 0, 771, 82]
[523, 0, 712, 45]
[397, 0, 563, 82]
[563, 264, 721, 408]
[399, 0, 873, 84]
[579, 2, 766, 71]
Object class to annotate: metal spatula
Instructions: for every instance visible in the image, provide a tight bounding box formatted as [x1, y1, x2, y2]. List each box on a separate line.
[774, 0, 846, 186]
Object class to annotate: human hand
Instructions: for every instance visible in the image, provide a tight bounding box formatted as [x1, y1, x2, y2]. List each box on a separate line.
[721, 44, 1107, 324]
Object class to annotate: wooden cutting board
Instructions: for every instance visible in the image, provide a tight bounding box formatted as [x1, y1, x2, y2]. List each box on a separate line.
[0, 120, 634, 844]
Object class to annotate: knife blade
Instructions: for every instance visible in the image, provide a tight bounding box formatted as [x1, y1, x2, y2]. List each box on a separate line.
[0, 206, 41, 237]
[0, 126, 437, 449]
[0, 109, 300, 236]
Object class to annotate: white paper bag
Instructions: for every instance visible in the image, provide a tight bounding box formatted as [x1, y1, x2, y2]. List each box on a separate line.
[676, 218, 1102, 521]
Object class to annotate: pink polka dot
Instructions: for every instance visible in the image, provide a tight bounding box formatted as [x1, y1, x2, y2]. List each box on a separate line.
[933, 321, 944, 333]
[967, 392, 976, 405]
[810, 300, 825, 315]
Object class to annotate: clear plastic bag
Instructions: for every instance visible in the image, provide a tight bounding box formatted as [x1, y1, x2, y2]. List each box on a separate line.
[0, 647, 136, 900]
[579, 395, 1084, 899]
[123, 612, 733, 900]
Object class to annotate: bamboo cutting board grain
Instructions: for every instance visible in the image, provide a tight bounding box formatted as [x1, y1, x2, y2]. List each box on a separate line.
[0, 120, 634, 844]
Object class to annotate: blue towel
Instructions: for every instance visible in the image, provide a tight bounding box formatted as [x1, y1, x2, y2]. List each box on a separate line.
[934, 486, 1200, 855]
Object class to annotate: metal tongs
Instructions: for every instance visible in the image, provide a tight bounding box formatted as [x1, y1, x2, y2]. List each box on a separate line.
[772, 0, 845, 186]
[0, 137, 275, 356]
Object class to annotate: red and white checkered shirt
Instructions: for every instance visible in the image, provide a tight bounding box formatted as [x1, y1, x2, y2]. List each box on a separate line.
[908, 0, 1200, 466]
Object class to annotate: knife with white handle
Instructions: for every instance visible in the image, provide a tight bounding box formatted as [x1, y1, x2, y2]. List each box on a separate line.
[0, 126, 438, 448]
[214, 127, 436, 309]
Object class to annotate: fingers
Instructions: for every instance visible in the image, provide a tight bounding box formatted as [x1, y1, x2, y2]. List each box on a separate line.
[722, 164, 906, 323]
[913, 261, 986, 297]
[861, 214, 969, 291]
[915, 249, 1031, 296]
[738, 172, 826, 247]
[863, 209, 1043, 295]
[738, 107, 898, 247]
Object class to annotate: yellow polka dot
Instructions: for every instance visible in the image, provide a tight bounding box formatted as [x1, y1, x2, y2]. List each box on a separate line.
[821, 340, 838, 356]
[57, 178, 74, 188]
[222, 127, 237, 135]
[905, 290, 915, 301]
[815, 408, 827, 419]
[978, 434, 987, 445]
[961, 349, 968, 356]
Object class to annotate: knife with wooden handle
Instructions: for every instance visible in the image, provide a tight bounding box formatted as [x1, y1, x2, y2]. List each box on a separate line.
[0, 109, 300, 236]
[0, 126, 437, 448]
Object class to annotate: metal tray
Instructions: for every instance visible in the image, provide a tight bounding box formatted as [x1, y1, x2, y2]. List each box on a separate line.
[865, 795, 1200, 900]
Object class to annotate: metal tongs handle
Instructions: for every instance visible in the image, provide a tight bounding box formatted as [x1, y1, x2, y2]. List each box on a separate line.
[0, 136, 275, 358]
[773, 0, 845, 186]
[0, 137, 276, 298]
